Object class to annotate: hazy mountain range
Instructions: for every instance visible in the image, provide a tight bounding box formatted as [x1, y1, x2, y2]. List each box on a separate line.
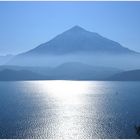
[0, 62, 122, 80]
[108, 70, 140, 81]
[0, 69, 49, 81]
[0, 64, 140, 81]
[0, 25, 140, 81]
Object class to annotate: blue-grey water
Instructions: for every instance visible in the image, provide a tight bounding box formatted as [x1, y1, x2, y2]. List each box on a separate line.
[0, 80, 140, 139]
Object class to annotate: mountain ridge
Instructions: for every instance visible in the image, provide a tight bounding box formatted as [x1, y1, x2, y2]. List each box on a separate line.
[108, 69, 140, 81]
[7, 25, 140, 68]
[0, 62, 122, 81]
[0, 69, 49, 81]
[18, 25, 138, 56]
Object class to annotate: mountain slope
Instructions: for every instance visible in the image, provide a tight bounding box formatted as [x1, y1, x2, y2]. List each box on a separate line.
[46, 62, 122, 80]
[0, 62, 122, 80]
[0, 69, 49, 81]
[108, 69, 140, 81]
[8, 25, 140, 68]
[21, 25, 136, 55]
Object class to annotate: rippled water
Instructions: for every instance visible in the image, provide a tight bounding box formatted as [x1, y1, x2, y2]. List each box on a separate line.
[0, 80, 140, 139]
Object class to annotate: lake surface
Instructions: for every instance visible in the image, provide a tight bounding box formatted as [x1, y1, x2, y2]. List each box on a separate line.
[0, 80, 140, 139]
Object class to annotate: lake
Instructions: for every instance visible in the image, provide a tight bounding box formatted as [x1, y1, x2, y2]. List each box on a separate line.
[0, 80, 140, 139]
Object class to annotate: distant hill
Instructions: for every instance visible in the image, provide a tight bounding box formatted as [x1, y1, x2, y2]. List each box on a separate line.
[1, 64, 140, 81]
[49, 62, 122, 80]
[0, 62, 122, 81]
[108, 69, 140, 81]
[0, 65, 52, 75]
[0, 69, 49, 81]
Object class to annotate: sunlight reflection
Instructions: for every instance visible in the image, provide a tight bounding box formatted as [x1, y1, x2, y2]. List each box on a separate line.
[38, 80, 93, 138]
[20, 80, 105, 138]
[40, 80, 91, 105]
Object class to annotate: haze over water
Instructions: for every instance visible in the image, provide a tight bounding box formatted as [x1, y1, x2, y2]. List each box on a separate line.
[0, 80, 140, 139]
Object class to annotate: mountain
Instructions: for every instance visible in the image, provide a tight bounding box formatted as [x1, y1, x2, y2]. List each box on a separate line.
[0, 65, 52, 75]
[7, 25, 140, 69]
[42, 62, 122, 80]
[0, 69, 50, 81]
[17, 25, 137, 56]
[108, 69, 140, 81]
[0, 62, 122, 80]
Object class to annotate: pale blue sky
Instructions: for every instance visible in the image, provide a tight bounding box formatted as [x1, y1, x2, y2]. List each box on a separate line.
[0, 1, 140, 55]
